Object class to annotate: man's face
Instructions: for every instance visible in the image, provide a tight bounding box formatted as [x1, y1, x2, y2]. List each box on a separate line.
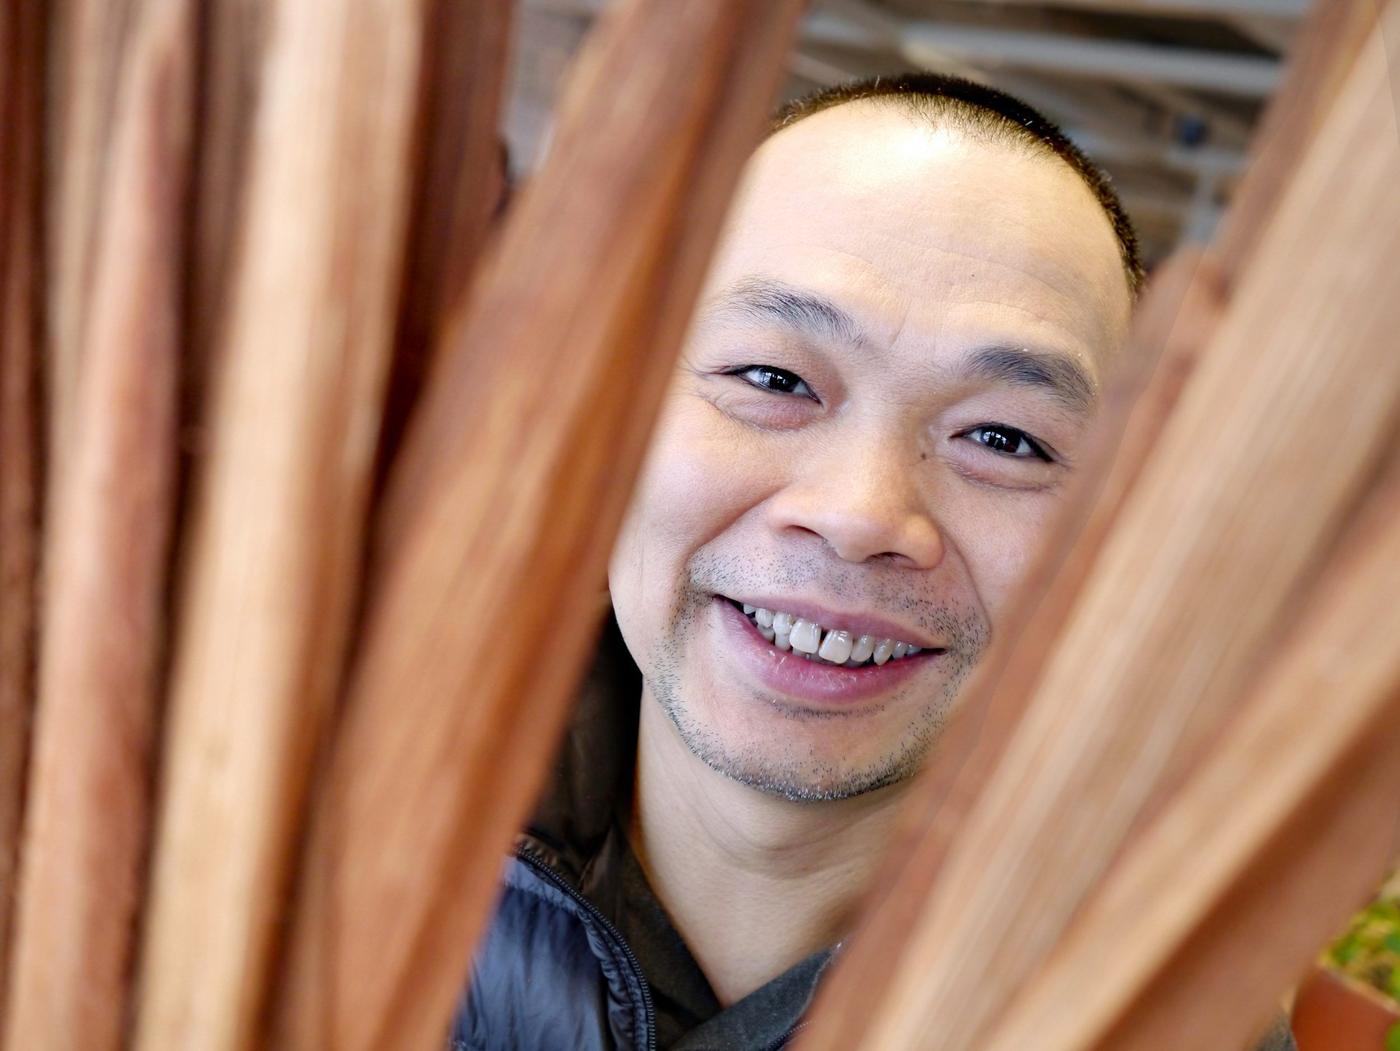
[609, 103, 1133, 801]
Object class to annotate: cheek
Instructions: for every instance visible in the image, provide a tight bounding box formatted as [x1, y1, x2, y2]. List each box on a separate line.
[939, 489, 1060, 629]
[609, 396, 773, 631]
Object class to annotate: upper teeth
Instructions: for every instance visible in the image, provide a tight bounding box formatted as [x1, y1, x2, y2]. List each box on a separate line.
[740, 604, 924, 667]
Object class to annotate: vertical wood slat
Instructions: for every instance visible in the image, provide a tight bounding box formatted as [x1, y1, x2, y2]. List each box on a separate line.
[130, 0, 439, 1047]
[1213, 0, 1382, 276]
[799, 3, 1400, 1047]
[981, 447, 1400, 1051]
[271, 2, 805, 1048]
[373, 0, 514, 502]
[183, 0, 265, 399]
[0, 0, 46, 1027]
[43, 0, 142, 480]
[2, 0, 194, 1046]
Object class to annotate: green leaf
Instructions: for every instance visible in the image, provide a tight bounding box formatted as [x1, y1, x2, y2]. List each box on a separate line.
[1383, 1020, 1400, 1051]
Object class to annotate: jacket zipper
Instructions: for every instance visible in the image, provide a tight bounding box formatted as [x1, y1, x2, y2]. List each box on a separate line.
[515, 846, 658, 1050]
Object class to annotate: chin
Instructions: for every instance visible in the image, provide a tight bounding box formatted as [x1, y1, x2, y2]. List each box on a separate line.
[660, 685, 940, 803]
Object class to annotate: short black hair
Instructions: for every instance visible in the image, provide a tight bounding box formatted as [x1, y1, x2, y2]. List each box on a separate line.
[771, 73, 1145, 297]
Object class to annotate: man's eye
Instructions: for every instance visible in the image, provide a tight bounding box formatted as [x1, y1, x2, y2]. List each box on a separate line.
[962, 424, 1052, 462]
[730, 365, 817, 400]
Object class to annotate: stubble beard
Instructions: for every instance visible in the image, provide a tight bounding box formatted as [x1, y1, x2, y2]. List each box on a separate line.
[643, 554, 989, 803]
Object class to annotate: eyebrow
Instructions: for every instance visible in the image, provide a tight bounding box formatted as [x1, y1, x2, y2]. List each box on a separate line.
[707, 276, 1097, 414]
[705, 276, 866, 348]
[956, 345, 1098, 415]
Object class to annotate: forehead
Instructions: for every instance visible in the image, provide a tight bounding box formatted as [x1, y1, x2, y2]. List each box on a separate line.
[704, 103, 1132, 370]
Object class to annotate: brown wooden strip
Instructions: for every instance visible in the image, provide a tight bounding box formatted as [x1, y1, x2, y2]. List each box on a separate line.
[980, 446, 1400, 1051]
[271, 3, 806, 1048]
[372, 0, 515, 504]
[2, 2, 194, 1046]
[130, 1, 438, 1047]
[0, 0, 46, 1026]
[182, 0, 265, 401]
[800, 4, 1400, 1047]
[43, 0, 142, 480]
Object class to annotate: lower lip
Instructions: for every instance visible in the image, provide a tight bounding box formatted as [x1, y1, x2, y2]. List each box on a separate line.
[714, 598, 937, 706]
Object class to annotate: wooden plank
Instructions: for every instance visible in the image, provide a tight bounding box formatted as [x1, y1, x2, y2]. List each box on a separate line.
[184, 0, 265, 396]
[270, 2, 806, 1048]
[0, 0, 45, 1027]
[799, 3, 1400, 1047]
[373, 0, 515, 501]
[43, 0, 142, 480]
[1214, 0, 1383, 275]
[129, 0, 438, 1046]
[2, 0, 194, 1046]
[979, 447, 1400, 1051]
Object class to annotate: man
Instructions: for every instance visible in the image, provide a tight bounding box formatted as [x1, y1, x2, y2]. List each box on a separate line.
[452, 74, 1294, 1051]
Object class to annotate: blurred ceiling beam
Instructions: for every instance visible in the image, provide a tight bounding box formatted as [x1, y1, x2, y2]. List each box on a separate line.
[1227, 13, 1300, 51]
[1127, 82, 1256, 144]
[1065, 126, 1246, 175]
[806, 12, 1284, 95]
[994, 71, 1168, 134]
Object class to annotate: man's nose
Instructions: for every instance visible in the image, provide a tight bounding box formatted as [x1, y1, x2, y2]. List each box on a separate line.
[763, 438, 945, 569]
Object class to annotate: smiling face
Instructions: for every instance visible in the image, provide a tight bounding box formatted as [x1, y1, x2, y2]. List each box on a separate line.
[608, 102, 1134, 801]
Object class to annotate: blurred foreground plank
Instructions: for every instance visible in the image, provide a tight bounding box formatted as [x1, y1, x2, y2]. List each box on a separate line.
[375, 0, 515, 495]
[983, 447, 1400, 1051]
[131, 0, 447, 1047]
[43, 0, 142, 476]
[272, 2, 805, 1048]
[0, 0, 45, 1020]
[799, 2, 1400, 1048]
[3, 1, 193, 1047]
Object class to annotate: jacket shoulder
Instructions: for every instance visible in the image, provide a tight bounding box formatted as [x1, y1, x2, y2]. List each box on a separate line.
[450, 855, 651, 1051]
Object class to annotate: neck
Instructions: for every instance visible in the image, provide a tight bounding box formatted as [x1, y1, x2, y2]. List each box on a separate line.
[630, 690, 906, 1007]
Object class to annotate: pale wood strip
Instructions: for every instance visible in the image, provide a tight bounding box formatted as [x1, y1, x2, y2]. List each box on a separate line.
[800, 5, 1400, 1048]
[1214, 0, 1382, 276]
[0, 0, 46, 1027]
[980, 448, 1400, 1051]
[271, 3, 805, 1048]
[1, 2, 194, 1047]
[130, 1, 437, 1047]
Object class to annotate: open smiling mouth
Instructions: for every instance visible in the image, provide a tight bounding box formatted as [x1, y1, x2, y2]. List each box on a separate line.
[722, 598, 943, 669]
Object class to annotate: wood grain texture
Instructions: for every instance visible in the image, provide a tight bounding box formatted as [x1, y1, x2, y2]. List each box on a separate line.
[43, 0, 142, 482]
[271, 2, 805, 1048]
[183, 0, 264, 400]
[0, 0, 45, 1027]
[2, 1, 194, 1046]
[373, 0, 514, 504]
[131, 1, 434, 1047]
[979, 447, 1400, 1051]
[1214, 0, 1382, 276]
[799, 4, 1400, 1048]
